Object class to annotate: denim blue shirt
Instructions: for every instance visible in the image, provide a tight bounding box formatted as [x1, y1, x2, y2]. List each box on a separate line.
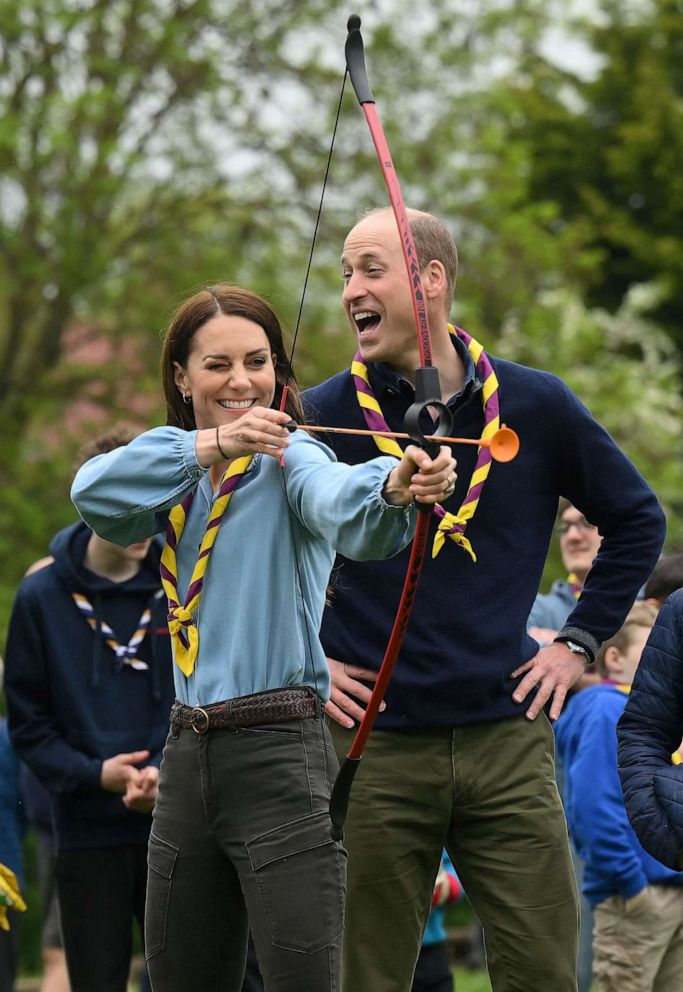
[71, 427, 415, 708]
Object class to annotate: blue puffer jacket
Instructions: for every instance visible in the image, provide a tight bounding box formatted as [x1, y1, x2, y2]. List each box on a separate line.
[617, 588, 683, 871]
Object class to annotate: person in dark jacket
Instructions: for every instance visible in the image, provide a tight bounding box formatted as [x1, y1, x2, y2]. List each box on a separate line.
[618, 587, 683, 872]
[557, 603, 683, 992]
[3, 428, 175, 992]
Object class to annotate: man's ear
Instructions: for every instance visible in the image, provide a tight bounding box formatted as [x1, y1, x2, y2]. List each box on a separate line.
[423, 259, 448, 301]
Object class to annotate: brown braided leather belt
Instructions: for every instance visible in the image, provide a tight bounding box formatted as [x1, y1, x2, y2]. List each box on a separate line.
[170, 687, 319, 735]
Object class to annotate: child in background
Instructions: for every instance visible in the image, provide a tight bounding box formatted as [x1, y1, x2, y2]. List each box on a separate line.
[412, 851, 463, 992]
[556, 603, 683, 992]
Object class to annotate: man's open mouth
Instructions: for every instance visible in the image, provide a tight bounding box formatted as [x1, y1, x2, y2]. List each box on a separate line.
[353, 311, 381, 334]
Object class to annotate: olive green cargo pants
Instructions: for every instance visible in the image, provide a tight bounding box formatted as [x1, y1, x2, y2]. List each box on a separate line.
[330, 714, 579, 992]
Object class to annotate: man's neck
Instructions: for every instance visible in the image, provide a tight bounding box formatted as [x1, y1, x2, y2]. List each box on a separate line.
[84, 535, 141, 584]
[395, 320, 465, 402]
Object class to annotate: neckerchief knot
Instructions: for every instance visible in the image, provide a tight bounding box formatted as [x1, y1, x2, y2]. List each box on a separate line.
[352, 325, 499, 560]
[167, 605, 194, 628]
[72, 591, 161, 671]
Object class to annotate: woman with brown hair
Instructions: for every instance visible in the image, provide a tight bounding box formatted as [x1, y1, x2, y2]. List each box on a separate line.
[71, 284, 456, 992]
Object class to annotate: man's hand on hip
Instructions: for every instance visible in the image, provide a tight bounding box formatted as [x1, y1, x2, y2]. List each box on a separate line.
[510, 644, 586, 721]
[324, 657, 385, 729]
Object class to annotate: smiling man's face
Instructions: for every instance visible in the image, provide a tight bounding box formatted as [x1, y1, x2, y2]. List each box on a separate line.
[341, 212, 420, 374]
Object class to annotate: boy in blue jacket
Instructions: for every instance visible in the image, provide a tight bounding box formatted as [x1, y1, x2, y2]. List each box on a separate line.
[556, 602, 683, 992]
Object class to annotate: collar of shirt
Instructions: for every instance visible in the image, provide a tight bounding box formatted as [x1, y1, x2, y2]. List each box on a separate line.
[368, 332, 480, 408]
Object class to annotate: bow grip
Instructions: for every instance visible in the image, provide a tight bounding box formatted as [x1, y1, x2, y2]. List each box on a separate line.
[404, 366, 453, 456]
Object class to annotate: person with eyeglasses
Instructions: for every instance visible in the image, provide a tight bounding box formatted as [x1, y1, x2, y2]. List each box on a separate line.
[528, 499, 603, 650]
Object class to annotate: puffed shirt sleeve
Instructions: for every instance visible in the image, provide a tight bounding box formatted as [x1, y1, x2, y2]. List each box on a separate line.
[282, 433, 416, 561]
[71, 426, 206, 546]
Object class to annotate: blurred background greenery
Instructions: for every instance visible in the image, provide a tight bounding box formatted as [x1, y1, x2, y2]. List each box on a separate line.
[1, 0, 682, 978]
[1, 0, 682, 627]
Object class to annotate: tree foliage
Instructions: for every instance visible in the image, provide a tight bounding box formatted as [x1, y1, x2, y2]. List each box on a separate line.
[500, 0, 683, 350]
[496, 282, 683, 548]
[0, 0, 681, 635]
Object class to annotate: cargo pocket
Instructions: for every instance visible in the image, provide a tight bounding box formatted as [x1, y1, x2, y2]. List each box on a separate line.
[246, 809, 346, 953]
[145, 832, 179, 960]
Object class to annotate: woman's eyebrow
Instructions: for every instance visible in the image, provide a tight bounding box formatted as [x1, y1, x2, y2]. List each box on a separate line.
[202, 348, 269, 360]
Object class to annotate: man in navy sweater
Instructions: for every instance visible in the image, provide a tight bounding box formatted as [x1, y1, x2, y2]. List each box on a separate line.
[304, 207, 666, 992]
[4, 429, 175, 992]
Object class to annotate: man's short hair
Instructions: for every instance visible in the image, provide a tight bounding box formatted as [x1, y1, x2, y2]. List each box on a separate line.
[595, 602, 658, 677]
[644, 552, 683, 603]
[557, 497, 572, 518]
[74, 425, 139, 473]
[362, 208, 459, 303]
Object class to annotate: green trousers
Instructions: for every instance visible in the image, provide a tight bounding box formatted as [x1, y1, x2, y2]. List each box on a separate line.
[146, 715, 346, 992]
[330, 714, 579, 992]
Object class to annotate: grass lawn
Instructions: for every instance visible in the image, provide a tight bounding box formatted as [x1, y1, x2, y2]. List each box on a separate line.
[15, 965, 496, 992]
[454, 967, 493, 992]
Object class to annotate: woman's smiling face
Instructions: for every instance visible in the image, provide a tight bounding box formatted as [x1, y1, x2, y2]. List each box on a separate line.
[173, 314, 277, 430]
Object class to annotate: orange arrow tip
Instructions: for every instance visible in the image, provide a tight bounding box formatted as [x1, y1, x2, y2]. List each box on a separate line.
[488, 425, 520, 463]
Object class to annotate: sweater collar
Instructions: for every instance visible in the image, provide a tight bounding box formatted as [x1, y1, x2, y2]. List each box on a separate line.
[369, 332, 479, 405]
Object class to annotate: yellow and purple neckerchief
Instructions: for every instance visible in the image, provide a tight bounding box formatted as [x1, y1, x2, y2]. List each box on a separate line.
[160, 455, 252, 676]
[567, 572, 582, 598]
[72, 591, 163, 670]
[352, 324, 499, 562]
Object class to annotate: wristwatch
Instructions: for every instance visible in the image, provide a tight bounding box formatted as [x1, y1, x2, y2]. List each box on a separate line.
[557, 639, 589, 661]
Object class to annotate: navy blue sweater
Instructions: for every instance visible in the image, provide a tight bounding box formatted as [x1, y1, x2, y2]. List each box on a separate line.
[618, 589, 683, 870]
[4, 522, 175, 849]
[304, 352, 665, 729]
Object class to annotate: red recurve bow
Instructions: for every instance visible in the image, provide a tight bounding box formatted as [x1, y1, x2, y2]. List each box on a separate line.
[329, 15, 456, 840]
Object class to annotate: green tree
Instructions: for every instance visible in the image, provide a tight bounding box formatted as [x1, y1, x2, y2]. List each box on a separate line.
[496, 281, 683, 555]
[0, 0, 348, 609]
[1, 0, 680, 627]
[500, 0, 683, 352]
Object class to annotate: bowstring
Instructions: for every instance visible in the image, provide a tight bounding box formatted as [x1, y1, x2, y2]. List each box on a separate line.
[282, 68, 348, 392]
[278, 68, 348, 750]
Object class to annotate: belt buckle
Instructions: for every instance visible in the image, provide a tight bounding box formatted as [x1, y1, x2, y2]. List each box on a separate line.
[190, 706, 210, 735]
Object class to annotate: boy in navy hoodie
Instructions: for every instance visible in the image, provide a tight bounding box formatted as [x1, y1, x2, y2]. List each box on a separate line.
[556, 603, 683, 992]
[3, 428, 175, 992]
